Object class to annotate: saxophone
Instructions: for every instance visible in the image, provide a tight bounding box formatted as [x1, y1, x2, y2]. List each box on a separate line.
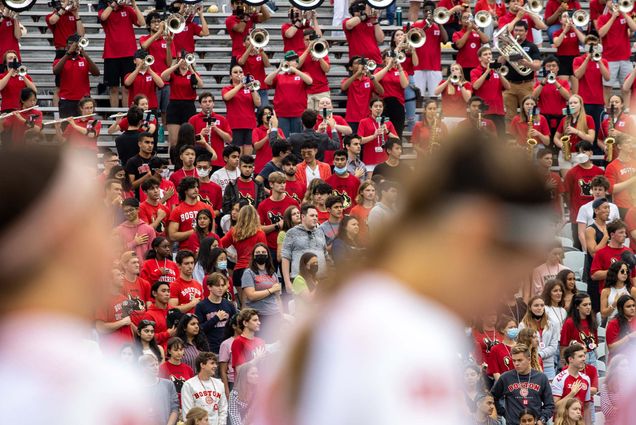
[526, 106, 538, 158]
[560, 107, 572, 162]
[429, 108, 442, 153]
[605, 105, 616, 162]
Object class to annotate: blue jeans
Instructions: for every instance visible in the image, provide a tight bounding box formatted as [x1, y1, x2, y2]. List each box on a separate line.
[404, 75, 417, 131]
[384, 2, 396, 24]
[547, 23, 562, 42]
[258, 89, 269, 108]
[278, 117, 302, 137]
[586, 350, 598, 368]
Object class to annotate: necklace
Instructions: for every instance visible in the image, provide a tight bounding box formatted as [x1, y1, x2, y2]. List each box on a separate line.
[516, 369, 533, 404]
[198, 375, 218, 406]
[155, 258, 168, 275]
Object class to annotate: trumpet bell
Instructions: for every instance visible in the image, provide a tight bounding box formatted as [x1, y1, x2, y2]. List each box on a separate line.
[433, 7, 450, 24]
[251, 80, 261, 91]
[365, 0, 396, 10]
[184, 53, 196, 65]
[474, 10, 492, 28]
[310, 39, 329, 59]
[144, 55, 155, 66]
[281, 62, 291, 73]
[167, 14, 186, 34]
[17, 65, 27, 77]
[619, 0, 634, 13]
[546, 72, 557, 84]
[242, 0, 268, 5]
[498, 65, 509, 76]
[449, 74, 460, 84]
[406, 28, 426, 49]
[78, 38, 89, 48]
[571, 10, 589, 27]
[365, 59, 377, 72]
[396, 50, 406, 63]
[248, 29, 270, 49]
[2, 0, 37, 12]
[592, 51, 602, 61]
[289, 0, 324, 9]
[525, 0, 543, 13]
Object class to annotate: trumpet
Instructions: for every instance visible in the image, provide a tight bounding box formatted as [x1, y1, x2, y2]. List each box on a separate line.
[184, 53, 196, 65]
[43, 113, 96, 126]
[571, 9, 589, 27]
[526, 106, 538, 157]
[281, 61, 291, 73]
[166, 13, 186, 34]
[619, 0, 634, 13]
[242, 74, 261, 91]
[546, 72, 557, 84]
[449, 74, 461, 84]
[364, 59, 377, 72]
[144, 55, 155, 66]
[78, 37, 89, 48]
[524, 0, 543, 14]
[248, 28, 269, 49]
[17, 65, 27, 77]
[497, 64, 509, 76]
[405, 27, 426, 49]
[433, 7, 450, 24]
[474, 10, 492, 28]
[592, 50, 602, 61]
[310, 38, 329, 59]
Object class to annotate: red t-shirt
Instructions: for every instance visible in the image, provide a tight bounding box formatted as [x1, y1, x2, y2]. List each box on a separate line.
[343, 18, 382, 64]
[2, 109, 42, 143]
[317, 208, 330, 224]
[552, 369, 592, 414]
[0, 73, 32, 111]
[141, 305, 170, 345]
[545, 171, 565, 214]
[124, 71, 159, 109]
[95, 293, 133, 347]
[438, 0, 464, 24]
[315, 114, 348, 164]
[300, 50, 330, 94]
[342, 76, 376, 123]
[188, 112, 232, 167]
[573, 56, 609, 106]
[599, 113, 635, 140]
[159, 361, 194, 401]
[438, 81, 471, 118]
[499, 12, 537, 42]
[452, 29, 483, 69]
[123, 276, 151, 306]
[170, 276, 204, 314]
[46, 12, 79, 49]
[138, 201, 170, 236]
[472, 329, 504, 366]
[456, 117, 497, 134]
[99, 6, 138, 59]
[53, 55, 91, 101]
[220, 228, 268, 269]
[326, 173, 361, 213]
[173, 20, 203, 54]
[563, 165, 605, 222]
[281, 23, 310, 54]
[271, 73, 308, 118]
[285, 179, 306, 204]
[222, 85, 257, 129]
[181, 231, 218, 257]
[376, 67, 405, 105]
[487, 343, 515, 376]
[169, 168, 197, 189]
[411, 121, 449, 151]
[605, 158, 636, 209]
[168, 200, 212, 248]
[357, 117, 397, 166]
[553, 28, 581, 56]
[242, 53, 268, 90]
[606, 317, 636, 357]
[225, 15, 254, 57]
[560, 317, 598, 352]
[234, 179, 258, 205]
[509, 114, 550, 146]
[139, 178, 178, 211]
[412, 21, 442, 71]
[168, 71, 198, 101]
[253, 125, 285, 174]
[231, 335, 265, 368]
[119, 115, 158, 133]
[597, 13, 631, 61]
[63, 118, 102, 150]
[139, 34, 176, 77]
[591, 245, 633, 290]
[556, 115, 595, 154]
[199, 181, 223, 212]
[590, 0, 605, 21]
[545, 0, 581, 22]
[350, 204, 372, 244]
[0, 18, 19, 61]
[257, 195, 300, 249]
[140, 258, 179, 286]
[475, 0, 507, 18]
[535, 78, 571, 116]
[470, 66, 505, 115]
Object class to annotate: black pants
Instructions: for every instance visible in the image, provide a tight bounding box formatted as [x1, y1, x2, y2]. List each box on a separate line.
[571, 221, 582, 251]
[485, 114, 506, 138]
[585, 104, 606, 165]
[383, 96, 405, 138]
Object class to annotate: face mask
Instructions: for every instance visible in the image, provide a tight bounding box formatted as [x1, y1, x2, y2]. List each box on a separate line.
[216, 260, 227, 271]
[241, 172, 252, 180]
[334, 166, 347, 175]
[196, 167, 210, 178]
[573, 153, 590, 164]
[160, 169, 170, 180]
[254, 254, 268, 265]
[531, 312, 543, 320]
[309, 264, 319, 274]
[506, 328, 520, 340]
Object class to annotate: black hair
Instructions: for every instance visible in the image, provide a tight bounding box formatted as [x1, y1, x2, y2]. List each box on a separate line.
[133, 321, 163, 362]
[127, 106, 144, 126]
[149, 156, 167, 171]
[198, 91, 214, 103]
[513, 20, 529, 30]
[223, 313, 241, 340]
[177, 176, 199, 201]
[172, 123, 196, 169]
[272, 140, 292, 157]
[543, 55, 560, 67]
[176, 249, 196, 265]
[145, 10, 161, 27]
[195, 209, 214, 239]
[107, 165, 133, 192]
[616, 294, 636, 338]
[240, 154, 255, 165]
[150, 280, 170, 299]
[223, 145, 241, 159]
[196, 238, 220, 272]
[141, 177, 162, 193]
[346, 55, 363, 75]
[384, 138, 402, 152]
[300, 203, 317, 216]
[122, 198, 140, 208]
[325, 195, 344, 209]
[301, 109, 318, 128]
[138, 131, 154, 144]
[300, 140, 318, 151]
[313, 182, 333, 195]
[578, 141, 593, 152]
[605, 261, 630, 289]
[248, 242, 276, 275]
[176, 314, 210, 352]
[343, 135, 361, 148]
[282, 154, 301, 166]
[145, 236, 169, 260]
[179, 144, 196, 156]
[196, 153, 213, 164]
[567, 292, 598, 332]
[20, 87, 36, 103]
[256, 105, 274, 125]
[333, 149, 347, 160]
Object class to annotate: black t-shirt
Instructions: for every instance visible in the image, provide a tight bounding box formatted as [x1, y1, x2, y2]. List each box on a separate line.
[125, 154, 153, 198]
[372, 161, 411, 181]
[115, 130, 142, 166]
[503, 39, 541, 83]
[258, 160, 283, 189]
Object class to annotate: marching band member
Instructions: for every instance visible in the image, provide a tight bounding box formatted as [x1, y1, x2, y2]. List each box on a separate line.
[59, 96, 102, 150]
[222, 65, 261, 156]
[239, 33, 271, 107]
[0, 6, 21, 61]
[553, 94, 596, 173]
[412, 2, 448, 100]
[299, 30, 331, 110]
[452, 9, 489, 80]
[171, 2, 210, 56]
[434, 62, 472, 118]
[532, 56, 571, 138]
[124, 49, 165, 113]
[390, 29, 419, 131]
[341, 56, 384, 134]
[226, 0, 271, 66]
[283, 7, 322, 54]
[598, 94, 634, 155]
[357, 98, 399, 171]
[552, 11, 585, 93]
[108, 94, 158, 135]
[0, 51, 36, 113]
[470, 45, 510, 136]
[508, 95, 550, 148]
[0, 87, 42, 145]
[344, 0, 384, 64]
[411, 99, 449, 155]
[374, 49, 409, 138]
[455, 95, 497, 135]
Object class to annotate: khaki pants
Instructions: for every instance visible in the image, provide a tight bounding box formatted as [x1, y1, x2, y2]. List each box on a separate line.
[307, 91, 331, 110]
[504, 80, 534, 123]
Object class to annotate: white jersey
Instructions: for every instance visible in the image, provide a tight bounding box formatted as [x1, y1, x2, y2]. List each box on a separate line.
[275, 273, 471, 425]
[182, 375, 228, 425]
[0, 313, 150, 424]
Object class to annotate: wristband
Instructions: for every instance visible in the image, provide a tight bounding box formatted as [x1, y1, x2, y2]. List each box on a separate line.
[267, 289, 271, 294]
[270, 126, 278, 132]
[369, 75, 375, 81]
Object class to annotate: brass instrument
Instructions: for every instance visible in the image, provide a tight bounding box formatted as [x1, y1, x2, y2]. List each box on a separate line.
[43, 113, 96, 126]
[619, 0, 634, 13]
[429, 106, 442, 153]
[144, 55, 155, 66]
[184, 53, 196, 65]
[474, 10, 493, 27]
[497, 64, 509, 76]
[281, 61, 291, 73]
[165, 13, 186, 34]
[364, 59, 377, 72]
[526, 106, 538, 157]
[605, 105, 616, 161]
[524, 0, 543, 14]
[0, 105, 37, 120]
[449, 74, 461, 84]
[591, 46, 602, 62]
[405, 27, 426, 48]
[17, 64, 27, 77]
[78, 37, 89, 48]
[433, 7, 450, 24]
[2, 0, 37, 13]
[248, 28, 269, 49]
[561, 107, 572, 161]
[572, 9, 590, 27]
[494, 26, 534, 76]
[396, 50, 406, 63]
[310, 38, 329, 59]
[242, 74, 261, 91]
[546, 72, 557, 84]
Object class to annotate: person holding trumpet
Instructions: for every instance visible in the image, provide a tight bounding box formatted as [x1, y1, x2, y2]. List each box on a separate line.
[299, 30, 331, 111]
[222, 65, 261, 156]
[573, 35, 609, 134]
[264, 50, 313, 137]
[544, 0, 583, 41]
[411, 2, 448, 100]
[434, 62, 473, 117]
[343, 0, 384, 65]
[0, 51, 36, 114]
[52, 34, 100, 119]
[0, 87, 42, 146]
[187, 92, 229, 169]
[373, 49, 410, 138]
[452, 9, 490, 81]
[239, 31, 271, 107]
[341, 56, 384, 135]
[508, 95, 550, 148]
[552, 13, 586, 94]
[0, 5, 21, 62]
[597, 94, 634, 158]
[553, 94, 596, 173]
[532, 56, 571, 139]
[124, 49, 165, 114]
[283, 7, 322, 55]
[470, 45, 510, 136]
[390, 29, 419, 131]
[171, 2, 210, 57]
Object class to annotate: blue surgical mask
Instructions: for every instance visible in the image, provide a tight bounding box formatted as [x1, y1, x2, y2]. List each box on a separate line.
[334, 166, 347, 175]
[507, 328, 520, 340]
[217, 261, 227, 271]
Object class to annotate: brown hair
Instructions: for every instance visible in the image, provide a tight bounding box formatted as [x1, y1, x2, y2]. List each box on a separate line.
[184, 407, 208, 425]
[521, 296, 549, 331]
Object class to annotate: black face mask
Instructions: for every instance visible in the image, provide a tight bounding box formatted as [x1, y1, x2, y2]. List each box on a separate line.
[254, 254, 268, 265]
[531, 312, 544, 320]
[241, 172, 252, 180]
[309, 264, 319, 274]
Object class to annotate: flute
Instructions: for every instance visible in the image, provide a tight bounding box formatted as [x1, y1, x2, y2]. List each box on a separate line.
[43, 113, 96, 126]
[0, 106, 38, 120]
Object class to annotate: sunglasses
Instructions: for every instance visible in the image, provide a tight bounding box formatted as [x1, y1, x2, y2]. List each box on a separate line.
[620, 269, 629, 274]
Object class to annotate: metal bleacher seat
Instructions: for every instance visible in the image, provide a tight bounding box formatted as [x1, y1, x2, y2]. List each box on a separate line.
[564, 251, 586, 280]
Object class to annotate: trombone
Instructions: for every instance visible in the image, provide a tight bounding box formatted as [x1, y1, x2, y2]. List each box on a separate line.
[43, 113, 96, 126]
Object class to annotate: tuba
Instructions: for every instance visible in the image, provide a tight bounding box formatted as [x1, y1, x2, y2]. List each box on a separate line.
[526, 106, 538, 157]
[605, 105, 616, 162]
[494, 26, 534, 76]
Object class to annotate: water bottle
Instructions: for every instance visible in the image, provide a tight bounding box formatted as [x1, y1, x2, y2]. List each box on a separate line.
[396, 7, 402, 26]
[158, 123, 165, 145]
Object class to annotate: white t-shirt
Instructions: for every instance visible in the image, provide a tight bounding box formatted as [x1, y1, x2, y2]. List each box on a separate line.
[576, 200, 620, 226]
[268, 273, 469, 425]
[211, 167, 239, 195]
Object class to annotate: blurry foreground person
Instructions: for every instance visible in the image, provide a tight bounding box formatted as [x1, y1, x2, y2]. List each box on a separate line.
[257, 130, 555, 424]
[0, 146, 149, 423]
